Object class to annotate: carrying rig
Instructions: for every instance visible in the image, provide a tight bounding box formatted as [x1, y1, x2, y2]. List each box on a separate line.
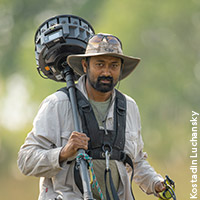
[34, 15, 96, 200]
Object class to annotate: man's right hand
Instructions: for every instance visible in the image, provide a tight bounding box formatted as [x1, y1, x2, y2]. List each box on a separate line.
[59, 131, 90, 162]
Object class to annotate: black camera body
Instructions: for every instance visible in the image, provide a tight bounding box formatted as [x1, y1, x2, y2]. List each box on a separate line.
[34, 15, 95, 82]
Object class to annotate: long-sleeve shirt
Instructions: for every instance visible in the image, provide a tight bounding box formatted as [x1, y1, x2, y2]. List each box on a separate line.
[18, 75, 163, 200]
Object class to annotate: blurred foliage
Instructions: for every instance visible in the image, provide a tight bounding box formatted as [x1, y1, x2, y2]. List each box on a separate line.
[0, 0, 199, 199]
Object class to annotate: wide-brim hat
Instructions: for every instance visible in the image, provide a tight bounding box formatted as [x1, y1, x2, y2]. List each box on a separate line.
[67, 33, 141, 80]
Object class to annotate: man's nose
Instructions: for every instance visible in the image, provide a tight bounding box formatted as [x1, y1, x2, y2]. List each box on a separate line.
[101, 65, 111, 76]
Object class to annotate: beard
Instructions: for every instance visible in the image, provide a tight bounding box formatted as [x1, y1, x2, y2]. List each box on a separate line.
[86, 69, 118, 93]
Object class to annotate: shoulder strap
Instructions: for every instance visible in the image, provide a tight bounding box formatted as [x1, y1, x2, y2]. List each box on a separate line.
[58, 87, 69, 95]
[113, 89, 127, 150]
[75, 89, 103, 149]
[58, 87, 103, 149]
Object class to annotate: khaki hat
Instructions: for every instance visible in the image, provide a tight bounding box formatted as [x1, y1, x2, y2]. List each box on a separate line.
[67, 33, 141, 80]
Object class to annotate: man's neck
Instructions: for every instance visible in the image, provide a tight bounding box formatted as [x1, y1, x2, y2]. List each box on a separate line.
[85, 79, 112, 102]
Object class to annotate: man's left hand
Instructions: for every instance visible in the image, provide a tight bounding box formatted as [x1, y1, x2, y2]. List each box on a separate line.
[155, 181, 166, 198]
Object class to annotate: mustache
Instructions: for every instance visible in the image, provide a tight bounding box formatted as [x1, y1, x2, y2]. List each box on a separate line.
[97, 76, 113, 82]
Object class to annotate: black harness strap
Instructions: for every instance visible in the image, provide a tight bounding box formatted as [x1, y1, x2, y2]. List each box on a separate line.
[113, 92, 126, 151]
[105, 169, 120, 200]
[76, 90, 102, 150]
[59, 87, 135, 200]
[75, 88, 126, 159]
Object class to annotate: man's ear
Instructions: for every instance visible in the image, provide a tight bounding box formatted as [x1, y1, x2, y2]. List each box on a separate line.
[81, 59, 87, 73]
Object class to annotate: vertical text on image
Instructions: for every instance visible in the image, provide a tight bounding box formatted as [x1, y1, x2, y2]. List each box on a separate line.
[190, 111, 198, 199]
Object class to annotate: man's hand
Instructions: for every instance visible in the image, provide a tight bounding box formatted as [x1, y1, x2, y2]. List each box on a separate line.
[59, 131, 90, 162]
[155, 181, 166, 198]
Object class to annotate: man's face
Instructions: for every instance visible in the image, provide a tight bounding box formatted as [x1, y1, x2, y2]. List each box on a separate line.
[83, 55, 122, 93]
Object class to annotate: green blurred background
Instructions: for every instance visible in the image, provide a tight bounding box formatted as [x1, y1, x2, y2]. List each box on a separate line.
[0, 0, 199, 199]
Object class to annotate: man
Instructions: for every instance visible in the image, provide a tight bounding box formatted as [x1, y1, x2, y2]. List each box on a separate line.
[18, 33, 165, 200]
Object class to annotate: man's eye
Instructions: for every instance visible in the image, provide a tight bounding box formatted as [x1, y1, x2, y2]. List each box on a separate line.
[96, 63, 104, 67]
[112, 64, 120, 68]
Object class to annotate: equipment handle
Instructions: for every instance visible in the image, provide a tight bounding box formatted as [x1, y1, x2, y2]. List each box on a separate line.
[64, 65, 94, 200]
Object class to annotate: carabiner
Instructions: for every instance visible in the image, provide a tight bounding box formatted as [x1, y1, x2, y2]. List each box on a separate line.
[105, 150, 110, 171]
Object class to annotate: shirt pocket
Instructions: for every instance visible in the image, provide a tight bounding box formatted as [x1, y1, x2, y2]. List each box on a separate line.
[125, 131, 139, 159]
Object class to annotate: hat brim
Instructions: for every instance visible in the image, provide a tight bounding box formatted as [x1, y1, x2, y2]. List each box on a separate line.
[67, 52, 140, 80]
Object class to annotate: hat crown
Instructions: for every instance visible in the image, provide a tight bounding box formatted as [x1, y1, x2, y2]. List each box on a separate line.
[86, 33, 123, 54]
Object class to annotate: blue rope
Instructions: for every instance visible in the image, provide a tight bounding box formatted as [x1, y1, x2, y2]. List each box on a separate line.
[76, 153, 104, 200]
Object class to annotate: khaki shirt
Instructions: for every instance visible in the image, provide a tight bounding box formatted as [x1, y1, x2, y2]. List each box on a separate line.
[18, 75, 163, 200]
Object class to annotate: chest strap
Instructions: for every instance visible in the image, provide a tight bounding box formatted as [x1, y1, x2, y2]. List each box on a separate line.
[76, 88, 126, 156]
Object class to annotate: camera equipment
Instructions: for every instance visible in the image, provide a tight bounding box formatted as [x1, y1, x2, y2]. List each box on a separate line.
[34, 14, 95, 82]
[34, 15, 96, 199]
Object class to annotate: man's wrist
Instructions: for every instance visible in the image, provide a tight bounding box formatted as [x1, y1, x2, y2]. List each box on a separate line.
[59, 146, 68, 163]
